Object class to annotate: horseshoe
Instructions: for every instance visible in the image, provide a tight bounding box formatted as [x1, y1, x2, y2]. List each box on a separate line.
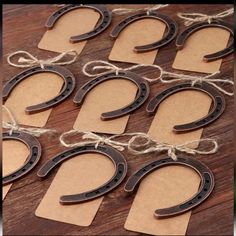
[125, 156, 214, 218]
[176, 20, 234, 62]
[3, 131, 42, 186]
[2, 65, 75, 114]
[37, 144, 127, 204]
[46, 4, 112, 43]
[146, 82, 225, 132]
[110, 11, 178, 53]
[73, 71, 150, 120]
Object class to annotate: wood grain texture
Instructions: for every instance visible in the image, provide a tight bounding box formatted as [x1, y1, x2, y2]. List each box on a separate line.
[2, 4, 234, 235]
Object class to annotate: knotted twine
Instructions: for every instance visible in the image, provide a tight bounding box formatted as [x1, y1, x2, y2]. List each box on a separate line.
[112, 4, 169, 15]
[82, 60, 234, 96]
[59, 130, 218, 161]
[2, 105, 56, 137]
[177, 8, 234, 26]
[6, 50, 78, 69]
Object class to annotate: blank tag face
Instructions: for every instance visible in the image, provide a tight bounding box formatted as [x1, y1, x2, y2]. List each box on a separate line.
[172, 27, 230, 73]
[125, 90, 212, 235]
[3, 140, 29, 199]
[38, 8, 100, 54]
[35, 153, 115, 226]
[109, 18, 166, 64]
[3, 72, 64, 127]
[73, 79, 137, 134]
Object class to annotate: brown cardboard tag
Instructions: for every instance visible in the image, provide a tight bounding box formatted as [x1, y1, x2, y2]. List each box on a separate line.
[38, 8, 100, 54]
[109, 18, 166, 64]
[3, 140, 29, 199]
[73, 79, 137, 134]
[172, 27, 230, 73]
[36, 153, 115, 226]
[3, 72, 63, 127]
[125, 90, 212, 235]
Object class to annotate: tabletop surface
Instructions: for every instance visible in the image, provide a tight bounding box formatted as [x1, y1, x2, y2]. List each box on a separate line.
[2, 4, 234, 236]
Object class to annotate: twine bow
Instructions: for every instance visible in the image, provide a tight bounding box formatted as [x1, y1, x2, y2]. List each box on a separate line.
[7, 50, 78, 69]
[127, 133, 218, 161]
[2, 105, 56, 137]
[177, 8, 234, 26]
[112, 4, 169, 15]
[82, 60, 234, 95]
[59, 130, 132, 151]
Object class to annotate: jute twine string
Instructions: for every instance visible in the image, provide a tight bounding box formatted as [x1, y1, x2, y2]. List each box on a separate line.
[112, 4, 169, 15]
[59, 130, 145, 151]
[6, 50, 78, 69]
[127, 133, 218, 161]
[59, 130, 218, 161]
[177, 8, 234, 26]
[82, 60, 234, 96]
[2, 105, 56, 137]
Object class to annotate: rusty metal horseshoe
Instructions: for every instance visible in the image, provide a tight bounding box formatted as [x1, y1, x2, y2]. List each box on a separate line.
[37, 144, 127, 204]
[46, 4, 112, 43]
[176, 20, 234, 62]
[125, 156, 214, 218]
[110, 12, 178, 53]
[146, 82, 225, 132]
[3, 65, 75, 114]
[3, 131, 42, 186]
[73, 71, 150, 120]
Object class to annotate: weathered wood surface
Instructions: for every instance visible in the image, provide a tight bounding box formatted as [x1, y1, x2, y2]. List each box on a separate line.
[2, 4, 234, 235]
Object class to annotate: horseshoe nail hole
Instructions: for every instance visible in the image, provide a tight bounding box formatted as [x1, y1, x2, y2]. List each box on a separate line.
[118, 170, 122, 174]
[114, 178, 118, 182]
[142, 169, 146, 172]
[12, 174, 16, 178]
[198, 196, 202, 199]
[204, 188, 208, 191]
[162, 160, 166, 163]
[206, 179, 210, 183]
[68, 81, 72, 85]
[29, 161, 34, 164]
[106, 185, 110, 188]
[33, 153, 37, 156]
[66, 89, 70, 91]
[95, 190, 100, 194]
[70, 150, 76, 154]
[151, 163, 156, 167]
[188, 202, 193, 205]
[22, 168, 26, 172]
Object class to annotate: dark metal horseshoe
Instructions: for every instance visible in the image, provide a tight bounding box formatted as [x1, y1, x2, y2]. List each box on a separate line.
[2, 65, 75, 114]
[46, 4, 112, 43]
[146, 82, 225, 132]
[124, 156, 214, 218]
[73, 71, 150, 120]
[37, 144, 127, 204]
[110, 12, 178, 53]
[176, 20, 234, 62]
[3, 131, 42, 186]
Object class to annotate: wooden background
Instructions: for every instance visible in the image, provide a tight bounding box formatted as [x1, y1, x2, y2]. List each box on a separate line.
[2, 4, 234, 235]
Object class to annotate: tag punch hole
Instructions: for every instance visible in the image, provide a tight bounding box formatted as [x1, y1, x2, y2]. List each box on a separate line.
[46, 4, 112, 43]
[3, 65, 76, 114]
[176, 20, 234, 62]
[110, 11, 178, 53]
[73, 71, 150, 120]
[146, 82, 225, 132]
[37, 144, 128, 204]
[3, 131, 42, 185]
[124, 156, 214, 218]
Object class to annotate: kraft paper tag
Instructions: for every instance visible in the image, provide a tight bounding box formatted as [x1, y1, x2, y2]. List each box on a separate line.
[3, 72, 63, 127]
[125, 90, 212, 235]
[74, 79, 137, 134]
[3, 140, 29, 199]
[36, 153, 115, 226]
[38, 8, 100, 54]
[109, 18, 166, 64]
[172, 27, 231, 73]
